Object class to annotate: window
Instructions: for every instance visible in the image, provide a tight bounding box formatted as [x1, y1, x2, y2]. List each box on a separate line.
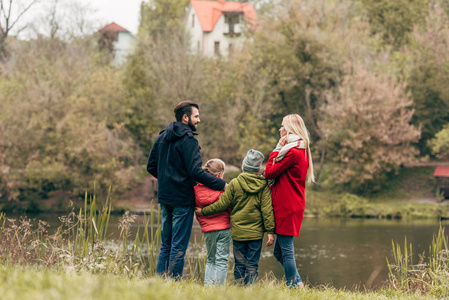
[214, 41, 220, 56]
[197, 41, 200, 53]
[224, 13, 242, 35]
[192, 14, 195, 27]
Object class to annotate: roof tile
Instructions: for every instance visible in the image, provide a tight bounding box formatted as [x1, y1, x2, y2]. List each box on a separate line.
[191, 0, 257, 32]
[434, 166, 449, 177]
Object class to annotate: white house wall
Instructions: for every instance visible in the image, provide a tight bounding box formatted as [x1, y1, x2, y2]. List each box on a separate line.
[202, 14, 244, 57]
[113, 32, 137, 65]
[186, 5, 246, 57]
[186, 6, 204, 55]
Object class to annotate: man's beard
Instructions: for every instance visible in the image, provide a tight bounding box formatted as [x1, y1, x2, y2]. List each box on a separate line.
[188, 117, 197, 131]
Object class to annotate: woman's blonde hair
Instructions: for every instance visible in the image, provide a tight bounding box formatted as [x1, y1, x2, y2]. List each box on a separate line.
[283, 114, 315, 183]
[203, 158, 226, 177]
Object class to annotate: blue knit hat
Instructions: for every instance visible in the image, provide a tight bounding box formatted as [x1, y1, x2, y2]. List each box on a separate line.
[242, 149, 264, 173]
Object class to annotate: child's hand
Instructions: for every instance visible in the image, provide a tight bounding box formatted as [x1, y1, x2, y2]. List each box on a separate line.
[195, 207, 203, 216]
[266, 234, 275, 246]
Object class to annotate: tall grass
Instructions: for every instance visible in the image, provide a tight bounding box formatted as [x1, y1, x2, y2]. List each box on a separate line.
[0, 192, 203, 280]
[387, 226, 449, 297]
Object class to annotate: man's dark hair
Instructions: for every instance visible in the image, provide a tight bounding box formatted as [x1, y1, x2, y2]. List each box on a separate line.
[174, 101, 199, 122]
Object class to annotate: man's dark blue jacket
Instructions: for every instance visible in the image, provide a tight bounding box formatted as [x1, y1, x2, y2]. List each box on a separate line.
[147, 122, 226, 206]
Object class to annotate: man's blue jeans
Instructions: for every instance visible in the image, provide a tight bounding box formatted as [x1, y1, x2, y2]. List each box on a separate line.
[156, 204, 195, 278]
[204, 228, 231, 285]
[232, 239, 262, 285]
[273, 234, 302, 286]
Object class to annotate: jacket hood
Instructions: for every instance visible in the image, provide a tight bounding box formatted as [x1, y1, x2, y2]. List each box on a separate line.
[236, 173, 267, 194]
[164, 122, 195, 142]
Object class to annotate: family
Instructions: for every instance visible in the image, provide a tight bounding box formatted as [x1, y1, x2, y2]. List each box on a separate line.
[147, 101, 314, 287]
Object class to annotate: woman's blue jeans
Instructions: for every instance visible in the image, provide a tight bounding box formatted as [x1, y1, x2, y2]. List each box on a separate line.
[156, 204, 194, 278]
[204, 228, 231, 285]
[233, 239, 262, 285]
[273, 235, 302, 286]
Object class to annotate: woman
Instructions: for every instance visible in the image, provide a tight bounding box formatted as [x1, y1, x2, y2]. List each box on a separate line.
[264, 114, 315, 287]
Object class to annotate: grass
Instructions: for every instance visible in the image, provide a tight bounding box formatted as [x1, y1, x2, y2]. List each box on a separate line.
[305, 190, 449, 219]
[0, 265, 441, 300]
[300, 166, 449, 219]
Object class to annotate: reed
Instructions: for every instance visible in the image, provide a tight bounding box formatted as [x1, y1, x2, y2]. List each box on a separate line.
[0, 192, 207, 280]
[387, 225, 449, 297]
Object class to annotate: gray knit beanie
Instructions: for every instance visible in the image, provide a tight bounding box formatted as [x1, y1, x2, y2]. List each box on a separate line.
[242, 149, 264, 173]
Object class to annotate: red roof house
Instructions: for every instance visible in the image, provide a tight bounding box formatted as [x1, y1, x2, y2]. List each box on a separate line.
[190, 0, 256, 32]
[435, 166, 449, 199]
[434, 167, 449, 177]
[99, 22, 129, 33]
[98, 22, 136, 65]
[185, 0, 257, 57]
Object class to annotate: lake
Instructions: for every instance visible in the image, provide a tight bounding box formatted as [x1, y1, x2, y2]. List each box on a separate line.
[9, 212, 448, 290]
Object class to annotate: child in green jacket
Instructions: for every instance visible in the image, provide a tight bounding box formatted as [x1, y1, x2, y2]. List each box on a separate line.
[195, 149, 275, 285]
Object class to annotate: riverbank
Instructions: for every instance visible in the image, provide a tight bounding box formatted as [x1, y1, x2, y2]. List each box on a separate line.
[2, 166, 447, 218]
[0, 265, 439, 300]
[304, 166, 449, 219]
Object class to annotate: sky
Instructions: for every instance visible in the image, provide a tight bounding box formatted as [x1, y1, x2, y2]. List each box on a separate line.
[5, 0, 144, 37]
[85, 0, 143, 34]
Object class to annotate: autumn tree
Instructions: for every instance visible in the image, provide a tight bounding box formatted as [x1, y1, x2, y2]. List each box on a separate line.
[122, 31, 206, 152]
[360, 0, 428, 47]
[198, 49, 279, 165]
[250, 0, 384, 181]
[320, 64, 420, 192]
[0, 37, 142, 202]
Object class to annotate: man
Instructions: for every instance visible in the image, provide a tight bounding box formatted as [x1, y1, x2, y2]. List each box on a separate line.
[147, 101, 226, 279]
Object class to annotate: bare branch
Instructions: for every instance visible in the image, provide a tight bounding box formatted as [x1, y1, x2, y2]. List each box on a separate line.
[6, 0, 13, 31]
[0, 1, 5, 22]
[9, 0, 39, 32]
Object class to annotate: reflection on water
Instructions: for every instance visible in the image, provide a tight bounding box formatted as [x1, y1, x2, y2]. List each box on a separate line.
[269, 218, 449, 289]
[8, 212, 449, 290]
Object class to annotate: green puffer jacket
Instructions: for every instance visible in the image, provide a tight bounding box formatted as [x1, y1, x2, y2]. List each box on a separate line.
[201, 173, 275, 241]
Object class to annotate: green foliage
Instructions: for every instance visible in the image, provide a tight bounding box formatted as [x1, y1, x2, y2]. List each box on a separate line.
[198, 53, 279, 163]
[408, 60, 449, 154]
[307, 193, 447, 219]
[121, 46, 157, 150]
[406, 7, 449, 155]
[251, 0, 347, 141]
[139, 0, 189, 38]
[337, 194, 370, 217]
[360, 0, 428, 47]
[428, 123, 449, 159]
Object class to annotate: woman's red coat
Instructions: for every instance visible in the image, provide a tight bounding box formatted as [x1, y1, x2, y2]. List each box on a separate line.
[264, 147, 308, 236]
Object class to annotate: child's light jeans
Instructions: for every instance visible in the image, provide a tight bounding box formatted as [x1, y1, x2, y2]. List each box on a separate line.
[204, 228, 231, 285]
